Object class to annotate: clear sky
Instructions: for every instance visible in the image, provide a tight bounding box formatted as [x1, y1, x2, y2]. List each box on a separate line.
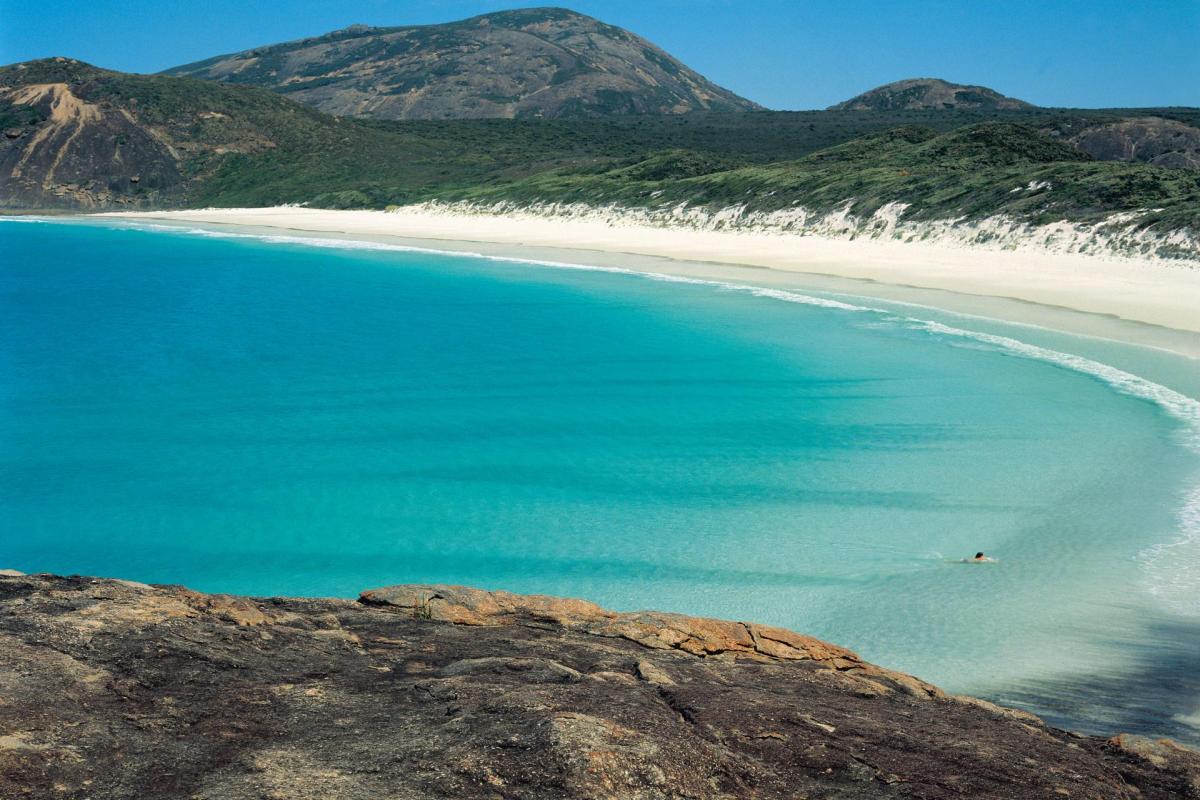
[2, 0, 1197, 109]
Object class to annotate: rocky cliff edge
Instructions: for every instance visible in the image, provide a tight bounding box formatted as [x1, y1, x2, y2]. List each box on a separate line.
[1, 571, 1198, 799]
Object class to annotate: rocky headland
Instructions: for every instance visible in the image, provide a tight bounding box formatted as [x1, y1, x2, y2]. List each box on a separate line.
[1, 571, 1198, 799]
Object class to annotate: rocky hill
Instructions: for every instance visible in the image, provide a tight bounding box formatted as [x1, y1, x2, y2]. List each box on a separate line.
[161, 7, 762, 119]
[0, 59, 185, 207]
[1, 571, 1198, 799]
[1069, 116, 1200, 169]
[0, 57, 396, 209]
[830, 78, 1033, 111]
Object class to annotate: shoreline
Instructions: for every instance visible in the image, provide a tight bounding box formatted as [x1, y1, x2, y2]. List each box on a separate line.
[91, 206, 1200, 358]
[7, 211, 1199, 751]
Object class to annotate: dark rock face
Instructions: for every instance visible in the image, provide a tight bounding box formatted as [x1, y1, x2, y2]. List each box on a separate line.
[162, 8, 763, 119]
[0, 58, 312, 209]
[0, 61, 184, 209]
[830, 78, 1033, 111]
[1070, 117, 1200, 169]
[2, 573, 1199, 798]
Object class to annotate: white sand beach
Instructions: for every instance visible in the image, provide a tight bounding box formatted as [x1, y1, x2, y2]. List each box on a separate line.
[99, 205, 1200, 350]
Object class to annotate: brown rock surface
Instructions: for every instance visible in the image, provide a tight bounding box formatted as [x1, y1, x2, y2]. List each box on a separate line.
[2, 572, 1198, 799]
[1070, 116, 1200, 169]
[360, 583, 944, 696]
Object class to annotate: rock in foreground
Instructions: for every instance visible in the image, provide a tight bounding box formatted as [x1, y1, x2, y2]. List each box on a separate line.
[1, 573, 1198, 799]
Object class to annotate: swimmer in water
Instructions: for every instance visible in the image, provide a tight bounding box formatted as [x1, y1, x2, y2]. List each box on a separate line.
[946, 552, 996, 564]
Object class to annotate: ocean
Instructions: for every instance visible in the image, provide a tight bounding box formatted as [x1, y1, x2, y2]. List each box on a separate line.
[2, 217, 1198, 741]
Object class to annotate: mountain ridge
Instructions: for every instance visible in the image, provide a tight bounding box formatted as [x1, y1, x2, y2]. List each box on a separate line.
[162, 7, 763, 120]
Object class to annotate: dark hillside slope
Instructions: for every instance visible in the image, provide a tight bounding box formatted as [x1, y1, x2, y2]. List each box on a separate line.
[0, 57, 432, 209]
[163, 7, 762, 120]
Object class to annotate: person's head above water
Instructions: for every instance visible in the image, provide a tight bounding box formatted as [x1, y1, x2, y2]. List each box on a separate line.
[974, 552, 985, 559]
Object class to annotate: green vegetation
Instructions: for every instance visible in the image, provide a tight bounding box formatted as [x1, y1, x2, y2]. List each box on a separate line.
[0, 102, 45, 130]
[423, 123, 1200, 236]
[196, 113, 1199, 236]
[1, 58, 1198, 240]
[193, 107, 1200, 226]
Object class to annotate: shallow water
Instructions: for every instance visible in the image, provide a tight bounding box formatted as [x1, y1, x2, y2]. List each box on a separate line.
[2, 219, 1198, 741]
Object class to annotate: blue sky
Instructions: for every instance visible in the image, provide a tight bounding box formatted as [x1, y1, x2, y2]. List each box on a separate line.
[2, 0, 1197, 109]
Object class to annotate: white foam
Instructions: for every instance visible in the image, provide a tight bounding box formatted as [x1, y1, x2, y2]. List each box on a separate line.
[113, 220, 649, 272]
[1139, 485, 1200, 617]
[1175, 706, 1200, 733]
[905, 321, 1200, 443]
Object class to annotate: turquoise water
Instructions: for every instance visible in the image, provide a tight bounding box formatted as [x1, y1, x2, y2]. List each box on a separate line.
[2, 219, 1199, 740]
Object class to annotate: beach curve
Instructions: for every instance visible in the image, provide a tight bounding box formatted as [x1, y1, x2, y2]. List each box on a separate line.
[93, 206, 1200, 346]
